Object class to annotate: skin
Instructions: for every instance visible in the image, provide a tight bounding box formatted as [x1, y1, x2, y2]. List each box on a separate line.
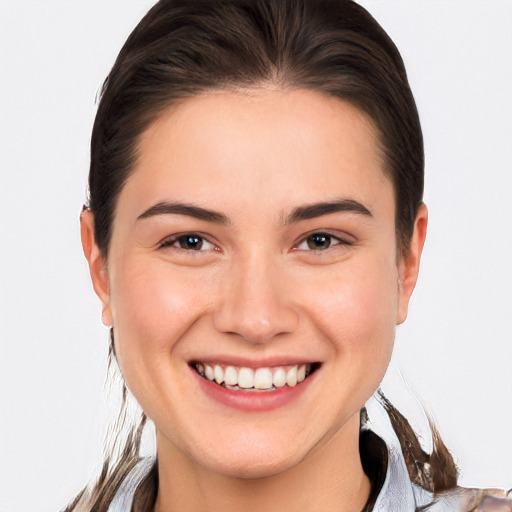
[81, 89, 427, 512]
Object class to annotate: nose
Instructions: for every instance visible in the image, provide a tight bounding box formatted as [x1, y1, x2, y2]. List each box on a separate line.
[213, 256, 299, 344]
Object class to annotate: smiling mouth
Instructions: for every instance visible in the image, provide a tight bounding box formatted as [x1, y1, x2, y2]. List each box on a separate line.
[192, 362, 321, 392]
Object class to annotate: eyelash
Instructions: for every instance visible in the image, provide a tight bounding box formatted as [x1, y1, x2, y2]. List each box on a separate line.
[159, 233, 217, 252]
[294, 232, 352, 252]
[159, 231, 352, 253]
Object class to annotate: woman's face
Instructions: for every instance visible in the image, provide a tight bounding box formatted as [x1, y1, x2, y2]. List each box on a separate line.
[83, 89, 426, 478]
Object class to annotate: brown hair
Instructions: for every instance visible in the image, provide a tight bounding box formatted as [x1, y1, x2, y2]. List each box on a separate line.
[69, 0, 457, 509]
[88, 0, 423, 257]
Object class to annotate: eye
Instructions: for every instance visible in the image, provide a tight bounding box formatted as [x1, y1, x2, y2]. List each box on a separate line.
[295, 232, 350, 251]
[160, 233, 216, 252]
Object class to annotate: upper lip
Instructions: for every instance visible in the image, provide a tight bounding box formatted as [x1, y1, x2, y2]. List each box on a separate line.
[188, 355, 321, 368]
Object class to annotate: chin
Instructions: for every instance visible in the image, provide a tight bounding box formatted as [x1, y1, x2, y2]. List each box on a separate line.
[189, 433, 308, 480]
[206, 452, 302, 480]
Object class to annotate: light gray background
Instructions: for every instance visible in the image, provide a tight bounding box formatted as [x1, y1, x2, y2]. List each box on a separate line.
[0, 1, 511, 511]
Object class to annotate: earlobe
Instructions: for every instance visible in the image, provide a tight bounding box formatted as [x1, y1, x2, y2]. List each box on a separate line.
[80, 208, 113, 326]
[396, 203, 428, 325]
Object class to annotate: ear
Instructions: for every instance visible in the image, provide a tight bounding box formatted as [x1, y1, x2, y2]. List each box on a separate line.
[396, 203, 428, 325]
[80, 208, 113, 326]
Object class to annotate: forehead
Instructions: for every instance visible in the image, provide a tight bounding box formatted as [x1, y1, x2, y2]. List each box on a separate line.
[123, 89, 392, 221]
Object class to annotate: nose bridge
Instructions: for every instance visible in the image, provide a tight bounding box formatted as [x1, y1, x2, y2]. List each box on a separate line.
[213, 250, 298, 343]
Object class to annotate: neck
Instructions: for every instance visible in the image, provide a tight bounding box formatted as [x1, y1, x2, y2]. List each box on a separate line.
[154, 413, 371, 512]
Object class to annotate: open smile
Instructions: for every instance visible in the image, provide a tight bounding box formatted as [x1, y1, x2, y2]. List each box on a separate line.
[191, 361, 321, 392]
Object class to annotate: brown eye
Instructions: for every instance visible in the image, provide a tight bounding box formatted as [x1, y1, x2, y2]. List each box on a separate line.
[177, 234, 204, 250]
[295, 232, 352, 252]
[306, 233, 332, 250]
[160, 233, 216, 252]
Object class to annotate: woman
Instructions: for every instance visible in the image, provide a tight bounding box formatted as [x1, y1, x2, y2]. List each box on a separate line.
[62, 0, 510, 510]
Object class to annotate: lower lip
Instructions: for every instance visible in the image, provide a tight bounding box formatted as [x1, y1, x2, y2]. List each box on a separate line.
[191, 366, 317, 412]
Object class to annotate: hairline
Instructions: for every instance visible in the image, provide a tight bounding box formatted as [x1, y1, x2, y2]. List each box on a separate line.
[99, 83, 406, 258]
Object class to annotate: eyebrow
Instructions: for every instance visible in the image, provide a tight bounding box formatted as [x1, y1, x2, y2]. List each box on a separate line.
[137, 201, 230, 225]
[137, 198, 372, 226]
[284, 199, 372, 224]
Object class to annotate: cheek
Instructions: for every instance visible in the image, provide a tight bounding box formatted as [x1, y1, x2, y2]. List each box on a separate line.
[109, 257, 212, 365]
[306, 254, 399, 360]
[107, 258, 217, 424]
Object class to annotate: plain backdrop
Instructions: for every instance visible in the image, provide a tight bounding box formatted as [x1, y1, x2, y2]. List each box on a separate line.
[0, 1, 511, 511]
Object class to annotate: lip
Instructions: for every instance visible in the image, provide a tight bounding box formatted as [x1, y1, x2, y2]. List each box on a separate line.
[189, 362, 320, 412]
[189, 355, 318, 368]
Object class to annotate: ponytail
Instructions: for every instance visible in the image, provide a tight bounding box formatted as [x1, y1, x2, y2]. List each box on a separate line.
[379, 391, 458, 493]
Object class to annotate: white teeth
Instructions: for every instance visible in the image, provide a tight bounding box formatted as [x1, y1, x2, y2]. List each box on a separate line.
[272, 368, 286, 388]
[196, 362, 314, 390]
[254, 368, 273, 389]
[286, 366, 297, 387]
[224, 366, 238, 386]
[238, 367, 254, 389]
[214, 365, 224, 384]
[205, 364, 214, 381]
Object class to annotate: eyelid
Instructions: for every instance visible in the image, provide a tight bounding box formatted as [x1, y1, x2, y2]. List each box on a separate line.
[293, 230, 355, 251]
[158, 232, 219, 251]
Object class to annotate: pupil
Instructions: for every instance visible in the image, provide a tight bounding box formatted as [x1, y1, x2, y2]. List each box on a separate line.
[181, 235, 203, 250]
[308, 233, 330, 250]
